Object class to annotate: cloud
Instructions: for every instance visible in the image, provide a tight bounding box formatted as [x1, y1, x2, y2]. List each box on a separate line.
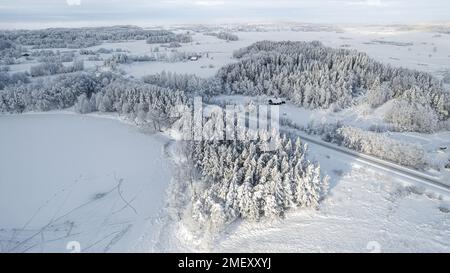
[1, 0, 449, 28]
[193, 0, 225, 6]
[66, 0, 81, 6]
[161, 0, 320, 8]
[345, 0, 388, 7]
[162, 0, 225, 6]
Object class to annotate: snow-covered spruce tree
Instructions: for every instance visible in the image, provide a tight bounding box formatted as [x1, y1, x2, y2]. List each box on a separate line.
[443, 71, 450, 84]
[170, 134, 329, 234]
[74, 93, 94, 114]
[367, 80, 393, 108]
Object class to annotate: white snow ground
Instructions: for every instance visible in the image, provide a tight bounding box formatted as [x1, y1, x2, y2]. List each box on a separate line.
[0, 113, 172, 252]
[1, 25, 450, 253]
[1, 108, 449, 253]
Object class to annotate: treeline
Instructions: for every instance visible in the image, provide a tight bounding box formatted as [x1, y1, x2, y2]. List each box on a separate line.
[142, 71, 221, 94]
[304, 121, 426, 169]
[30, 60, 84, 77]
[81, 48, 127, 55]
[36, 51, 75, 63]
[444, 71, 450, 84]
[0, 71, 30, 90]
[0, 71, 187, 128]
[0, 39, 25, 65]
[74, 79, 188, 131]
[0, 72, 110, 113]
[103, 53, 148, 67]
[146, 33, 193, 44]
[338, 126, 426, 168]
[0, 26, 178, 49]
[103, 51, 201, 68]
[168, 135, 329, 234]
[217, 41, 449, 126]
[204, 32, 239, 41]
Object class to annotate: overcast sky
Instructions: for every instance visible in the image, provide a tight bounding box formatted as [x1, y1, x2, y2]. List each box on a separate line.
[0, 0, 449, 29]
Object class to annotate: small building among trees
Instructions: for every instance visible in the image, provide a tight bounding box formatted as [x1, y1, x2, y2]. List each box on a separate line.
[268, 98, 286, 105]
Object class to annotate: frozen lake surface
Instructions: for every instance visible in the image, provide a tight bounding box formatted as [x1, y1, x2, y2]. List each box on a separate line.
[0, 113, 172, 252]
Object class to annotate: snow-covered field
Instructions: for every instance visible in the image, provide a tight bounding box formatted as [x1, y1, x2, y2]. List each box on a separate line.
[1, 113, 448, 253]
[0, 113, 172, 252]
[90, 29, 450, 80]
[8, 27, 450, 83]
[1, 25, 450, 253]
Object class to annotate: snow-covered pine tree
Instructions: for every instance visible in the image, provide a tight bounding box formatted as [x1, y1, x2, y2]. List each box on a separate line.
[280, 155, 295, 209]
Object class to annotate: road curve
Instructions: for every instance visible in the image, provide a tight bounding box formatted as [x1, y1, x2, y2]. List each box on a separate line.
[287, 129, 450, 193]
[205, 100, 450, 192]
